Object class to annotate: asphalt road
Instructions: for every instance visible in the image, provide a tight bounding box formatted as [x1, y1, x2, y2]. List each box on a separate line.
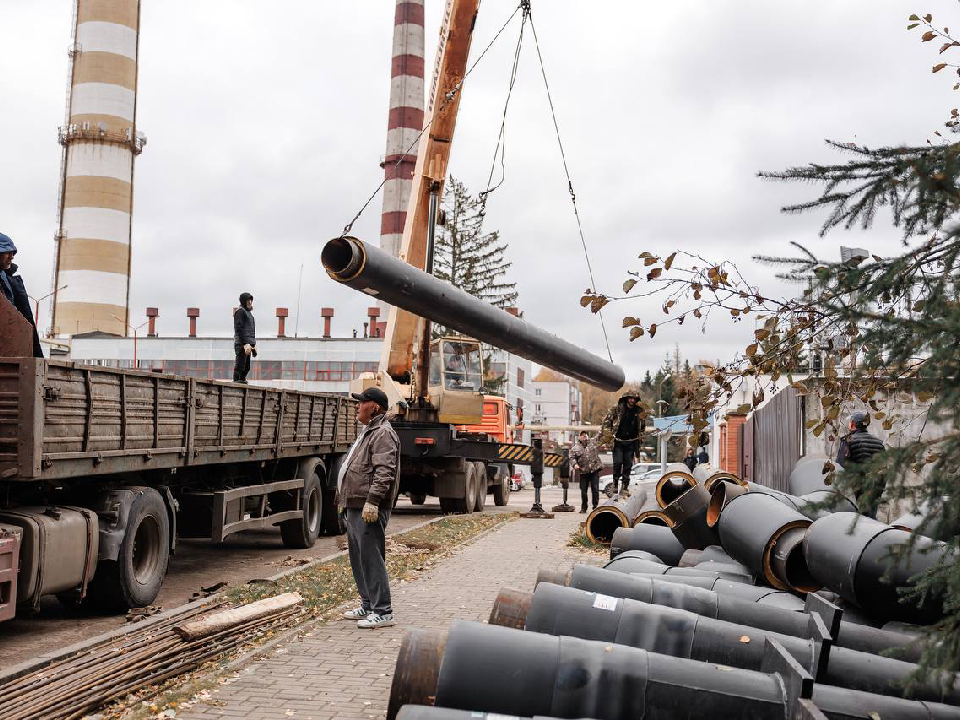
[0, 488, 557, 669]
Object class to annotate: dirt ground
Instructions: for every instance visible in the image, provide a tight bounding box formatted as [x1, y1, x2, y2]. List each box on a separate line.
[0, 490, 542, 669]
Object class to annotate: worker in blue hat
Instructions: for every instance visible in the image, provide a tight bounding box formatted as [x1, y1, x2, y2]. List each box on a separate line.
[0, 232, 44, 358]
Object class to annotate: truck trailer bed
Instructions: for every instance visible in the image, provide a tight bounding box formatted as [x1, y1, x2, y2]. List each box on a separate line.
[0, 358, 356, 482]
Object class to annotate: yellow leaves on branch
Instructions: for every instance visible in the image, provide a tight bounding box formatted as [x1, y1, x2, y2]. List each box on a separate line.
[623, 279, 638, 294]
[647, 267, 663, 281]
[622, 316, 641, 328]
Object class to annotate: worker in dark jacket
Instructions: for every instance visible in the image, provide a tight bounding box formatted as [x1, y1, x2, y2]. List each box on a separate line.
[233, 292, 256, 383]
[338, 387, 400, 628]
[571, 431, 603, 513]
[836, 411, 886, 518]
[600, 392, 646, 497]
[0, 232, 43, 358]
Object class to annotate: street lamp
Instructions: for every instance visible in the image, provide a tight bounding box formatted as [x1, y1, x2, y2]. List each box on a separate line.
[28, 285, 67, 334]
[657, 373, 672, 417]
[111, 315, 149, 368]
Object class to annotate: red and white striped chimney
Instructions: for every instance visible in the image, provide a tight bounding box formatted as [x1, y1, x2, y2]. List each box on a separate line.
[379, 0, 425, 259]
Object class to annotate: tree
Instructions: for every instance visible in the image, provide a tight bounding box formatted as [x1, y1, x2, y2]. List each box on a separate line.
[434, 177, 518, 327]
[580, 11, 960, 675]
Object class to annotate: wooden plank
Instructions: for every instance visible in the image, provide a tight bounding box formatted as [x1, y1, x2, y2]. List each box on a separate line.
[82, 369, 93, 453]
[152, 375, 160, 449]
[119, 374, 127, 450]
[173, 592, 303, 640]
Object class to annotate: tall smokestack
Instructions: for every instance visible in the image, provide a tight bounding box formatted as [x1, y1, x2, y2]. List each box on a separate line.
[378, 0, 425, 259]
[51, 0, 144, 337]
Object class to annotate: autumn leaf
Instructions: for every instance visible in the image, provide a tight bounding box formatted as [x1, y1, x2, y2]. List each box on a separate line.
[629, 327, 644, 341]
[933, 63, 948, 73]
[589, 296, 609, 313]
[649, 323, 657, 338]
[644, 256, 659, 267]
[746, 343, 758, 356]
[734, 403, 752, 415]
[821, 461, 835, 474]
[623, 278, 637, 294]
[579, 295, 592, 308]
[922, 30, 937, 41]
[622, 316, 641, 328]
[664, 252, 677, 270]
[647, 268, 663, 281]
[693, 308, 702, 318]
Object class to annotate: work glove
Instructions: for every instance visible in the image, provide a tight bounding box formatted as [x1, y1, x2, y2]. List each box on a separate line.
[243, 343, 252, 355]
[362, 502, 379, 523]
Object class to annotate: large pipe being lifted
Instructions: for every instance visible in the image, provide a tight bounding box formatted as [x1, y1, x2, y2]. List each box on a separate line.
[322, 236, 625, 391]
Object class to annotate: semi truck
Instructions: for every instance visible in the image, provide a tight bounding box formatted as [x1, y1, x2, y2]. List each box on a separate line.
[0, 304, 357, 620]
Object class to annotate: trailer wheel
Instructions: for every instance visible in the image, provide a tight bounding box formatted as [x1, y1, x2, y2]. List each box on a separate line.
[320, 477, 345, 535]
[440, 465, 477, 514]
[87, 488, 169, 611]
[280, 475, 322, 548]
[493, 471, 510, 506]
[472, 462, 487, 512]
[409, 493, 427, 505]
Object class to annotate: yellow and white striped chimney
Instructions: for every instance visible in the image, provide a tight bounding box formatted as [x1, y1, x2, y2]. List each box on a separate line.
[52, 0, 144, 337]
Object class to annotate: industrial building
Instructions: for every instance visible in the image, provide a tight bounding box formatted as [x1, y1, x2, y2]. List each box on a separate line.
[51, 0, 144, 338]
[530, 379, 583, 444]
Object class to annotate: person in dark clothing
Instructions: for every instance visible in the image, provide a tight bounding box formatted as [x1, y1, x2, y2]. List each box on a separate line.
[601, 392, 646, 496]
[697, 447, 709, 465]
[233, 292, 256, 383]
[571, 431, 603, 513]
[0, 232, 44, 358]
[836, 411, 886, 518]
[683, 447, 697, 472]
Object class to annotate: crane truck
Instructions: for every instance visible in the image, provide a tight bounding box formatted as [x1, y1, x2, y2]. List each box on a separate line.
[322, 0, 623, 514]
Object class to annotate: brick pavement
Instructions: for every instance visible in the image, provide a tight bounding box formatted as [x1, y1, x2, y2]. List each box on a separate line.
[180, 508, 600, 720]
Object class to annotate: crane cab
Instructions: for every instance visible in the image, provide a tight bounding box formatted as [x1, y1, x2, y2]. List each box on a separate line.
[427, 336, 484, 424]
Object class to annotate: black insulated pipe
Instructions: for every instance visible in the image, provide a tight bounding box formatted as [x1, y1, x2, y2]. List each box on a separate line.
[322, 237, 625, 391]
[609, 524, 685, 564]
[584, 490, 647, 544]
[396, 708, 567, 720]
[544, 564, 921, 661]
[521, 583, 956, 703]
[662, 481, 720, 550]
[692, 463, 748, 494]
[804, 512, 955, 625]
[604, 551, 754, 583]
[632, 573, 806, 609]
[716, 490, 820, 593]
[708, 481, 856, 525]
[655, 464, 697, 507]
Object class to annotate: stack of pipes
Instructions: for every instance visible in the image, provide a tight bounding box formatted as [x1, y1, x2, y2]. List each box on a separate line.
[387, 463, 959, 720]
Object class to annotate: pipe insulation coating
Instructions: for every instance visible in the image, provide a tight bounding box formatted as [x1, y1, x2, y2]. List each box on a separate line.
[610, 524, 685, 565]
[584, 490, 648, 544]
[604, 551, 754, 583]
[662, 481, 720, 550]
[322, 237, 625, 391]
[395, 621, 960, 720]
[804, 512, 956, 625]
[523, 583, 954, 703]
[556, 564, 921, 661]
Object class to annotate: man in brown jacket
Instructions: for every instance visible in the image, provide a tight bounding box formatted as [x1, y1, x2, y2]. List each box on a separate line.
[338, 387, 400, 628]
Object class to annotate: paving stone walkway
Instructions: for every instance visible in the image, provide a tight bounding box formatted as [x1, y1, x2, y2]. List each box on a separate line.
[180, 509, 599, 720]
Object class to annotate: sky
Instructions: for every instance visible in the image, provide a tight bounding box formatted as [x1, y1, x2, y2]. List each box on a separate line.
[0, 1, 951, 382]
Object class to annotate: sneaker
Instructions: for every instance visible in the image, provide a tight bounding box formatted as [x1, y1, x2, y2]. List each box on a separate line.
[357, 612, 395, 629]
[342, 607, 371, 620]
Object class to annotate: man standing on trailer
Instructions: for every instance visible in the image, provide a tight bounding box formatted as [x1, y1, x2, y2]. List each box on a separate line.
[0, 233, 44, 358]
[601, 392, 646, 497]
[338, 387, 400, 628]
[233, 292, 256, 383]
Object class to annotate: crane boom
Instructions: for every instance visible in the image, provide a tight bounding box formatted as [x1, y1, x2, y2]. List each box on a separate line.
[380, 0, 479, 385]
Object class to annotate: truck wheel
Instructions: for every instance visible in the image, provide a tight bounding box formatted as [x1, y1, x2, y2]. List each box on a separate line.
[87, 488, 169, 611]
[473, 462, 487, 512]
[320, 477, 345, 535]
[409, 493, 427, 505]
[280, 475, 322, 548]
[493, 472, 510, 506]
[439, 498, 459, 514]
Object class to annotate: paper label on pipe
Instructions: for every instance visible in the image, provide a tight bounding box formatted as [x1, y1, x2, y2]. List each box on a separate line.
[592, 593, 619, 611]
[361, 287, 380, 295]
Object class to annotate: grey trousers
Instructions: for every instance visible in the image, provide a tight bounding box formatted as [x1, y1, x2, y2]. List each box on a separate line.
[343, 507, 392, 615]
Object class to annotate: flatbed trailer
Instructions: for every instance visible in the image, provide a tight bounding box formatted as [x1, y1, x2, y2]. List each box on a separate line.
[0, 355, 356, 618]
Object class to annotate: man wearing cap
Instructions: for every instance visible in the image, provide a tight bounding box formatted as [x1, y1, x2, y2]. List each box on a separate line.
[836, 411, 886, 518]
[0, 232, 43, 358]
[338, 386, 400, 628]
[233, 292, 256, 383]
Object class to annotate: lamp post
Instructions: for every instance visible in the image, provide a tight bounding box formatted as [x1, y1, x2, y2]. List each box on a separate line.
[656, 373, 672, 417]
[111, 316, 149, 368]
[28, 285, 67, 335]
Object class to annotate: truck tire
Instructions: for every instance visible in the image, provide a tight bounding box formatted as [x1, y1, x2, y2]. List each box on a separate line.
[409, 493, 427, 505]
[440, 466, 477, 514]
[473, 462, 487, 512]
[87, 488, 169, 611]
[493, 471, 510, 506]
[280, 475, 322, 548]
[319, 477, 344, 536]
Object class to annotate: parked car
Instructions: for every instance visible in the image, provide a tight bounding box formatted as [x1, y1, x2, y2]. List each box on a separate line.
[601, 463, 662, 498]
[509, 467, 529, 491]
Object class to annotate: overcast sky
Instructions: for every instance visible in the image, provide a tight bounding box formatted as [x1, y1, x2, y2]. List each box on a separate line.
[0, 1, 950, 381]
